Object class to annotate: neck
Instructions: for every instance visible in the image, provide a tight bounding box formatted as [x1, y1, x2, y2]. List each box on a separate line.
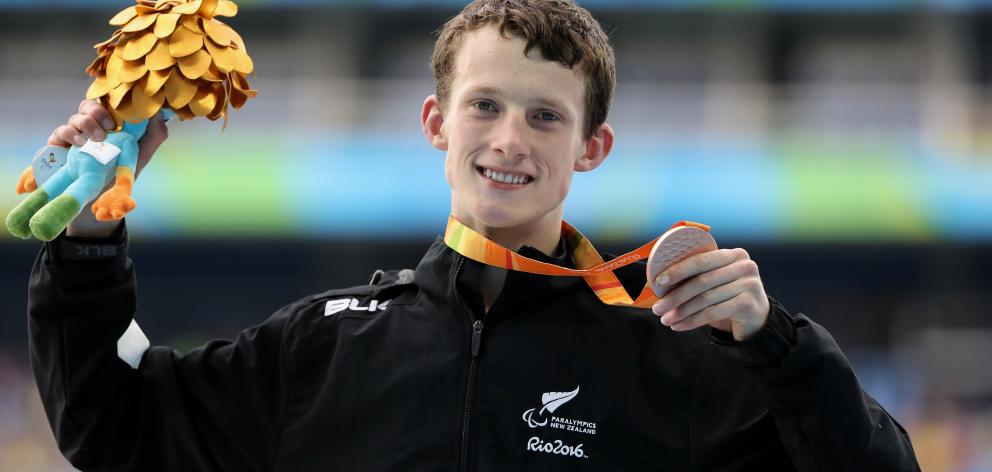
[452, 207, 564, 257]
[450, 204, 565, 312]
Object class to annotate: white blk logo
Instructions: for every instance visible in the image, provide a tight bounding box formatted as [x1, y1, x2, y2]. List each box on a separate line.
[521, 386, 597, 435]
[324, 298, 391, 316]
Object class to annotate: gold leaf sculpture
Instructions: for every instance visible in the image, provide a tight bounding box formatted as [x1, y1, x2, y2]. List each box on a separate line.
[86, 0, 257, 130]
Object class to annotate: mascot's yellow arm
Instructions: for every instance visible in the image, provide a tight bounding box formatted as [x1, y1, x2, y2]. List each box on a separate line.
[112, 166, 134, 193]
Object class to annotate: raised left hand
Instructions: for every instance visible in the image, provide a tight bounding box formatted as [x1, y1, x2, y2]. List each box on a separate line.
[651, 248, 770, 341]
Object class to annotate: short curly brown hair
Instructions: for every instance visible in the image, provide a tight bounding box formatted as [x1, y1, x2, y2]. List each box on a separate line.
[431, 0, 616, 139]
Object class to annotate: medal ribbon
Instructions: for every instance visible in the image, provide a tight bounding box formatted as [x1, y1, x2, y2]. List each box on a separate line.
[443, 215, 711, 308]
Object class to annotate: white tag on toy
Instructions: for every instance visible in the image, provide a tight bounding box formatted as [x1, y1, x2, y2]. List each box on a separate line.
[79, 139, 121, 165]
[647, 226, 719, 296]
[31, 145, 68, 186]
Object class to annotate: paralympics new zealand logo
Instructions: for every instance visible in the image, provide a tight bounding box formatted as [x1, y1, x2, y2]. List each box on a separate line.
[521, 386, 597, 435]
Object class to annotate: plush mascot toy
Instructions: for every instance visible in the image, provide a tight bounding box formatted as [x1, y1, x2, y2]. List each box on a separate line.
[6, 0, 256, 241]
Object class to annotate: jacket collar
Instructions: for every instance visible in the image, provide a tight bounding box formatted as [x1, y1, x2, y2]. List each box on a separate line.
[414, 236, 583, 316]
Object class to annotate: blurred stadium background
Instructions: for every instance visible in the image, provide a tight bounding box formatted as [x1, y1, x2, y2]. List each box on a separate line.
[1, 0, 990, 470]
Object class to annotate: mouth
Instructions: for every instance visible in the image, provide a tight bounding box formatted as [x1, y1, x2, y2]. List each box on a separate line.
[476, 166, 534, 187]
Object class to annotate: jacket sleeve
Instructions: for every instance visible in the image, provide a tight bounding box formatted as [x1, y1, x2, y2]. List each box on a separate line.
[28, 225, 297, 472]
[708, 297, 920, 471]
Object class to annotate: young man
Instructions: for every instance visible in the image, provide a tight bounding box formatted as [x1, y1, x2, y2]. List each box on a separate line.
[29, 0, 919, 470]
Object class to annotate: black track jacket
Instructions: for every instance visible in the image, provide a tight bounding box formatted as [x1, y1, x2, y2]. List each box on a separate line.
[28, 226, 920, 471]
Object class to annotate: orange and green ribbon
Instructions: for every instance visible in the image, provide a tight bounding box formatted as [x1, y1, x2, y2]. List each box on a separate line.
[443, 215, 710, 308]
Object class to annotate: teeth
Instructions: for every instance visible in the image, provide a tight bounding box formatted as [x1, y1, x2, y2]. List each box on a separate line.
[482, 167, 529, 185]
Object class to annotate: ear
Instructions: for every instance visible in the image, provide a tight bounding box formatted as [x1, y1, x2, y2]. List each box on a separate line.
[421, 95, 448, 151]
[574, 122, 614, 172]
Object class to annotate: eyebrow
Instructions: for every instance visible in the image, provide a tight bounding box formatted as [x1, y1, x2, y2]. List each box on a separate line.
[467, 85, 569, 112]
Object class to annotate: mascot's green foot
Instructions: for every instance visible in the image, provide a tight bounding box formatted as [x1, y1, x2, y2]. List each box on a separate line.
[5, 190, 50, 239]
[29, 194, 81, 241]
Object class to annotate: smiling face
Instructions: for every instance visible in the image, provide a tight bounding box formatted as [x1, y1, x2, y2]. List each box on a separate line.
[422, 26, 614, 252]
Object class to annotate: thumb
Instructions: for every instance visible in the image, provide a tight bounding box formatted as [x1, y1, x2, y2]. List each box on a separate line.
[135, 112, 169, 178]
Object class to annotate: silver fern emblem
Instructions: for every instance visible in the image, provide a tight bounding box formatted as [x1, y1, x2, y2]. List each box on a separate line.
[539, 386, 580, 415]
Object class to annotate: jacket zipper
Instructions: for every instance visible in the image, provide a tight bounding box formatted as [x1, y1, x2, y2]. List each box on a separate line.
[452, 256, 484, 472]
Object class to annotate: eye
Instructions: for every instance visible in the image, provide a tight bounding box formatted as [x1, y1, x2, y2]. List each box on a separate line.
[536, 111, 560, 121]
[474, 101, 497, 112]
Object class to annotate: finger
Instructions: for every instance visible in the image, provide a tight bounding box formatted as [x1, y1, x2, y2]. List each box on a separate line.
[79, 99, 116, 131]
[54, 124, 86, 147]
[47, 129, 71, 148]
[135, 113, 169, 177]
[652, 258, 758, 317]
[68, 113, 107, 142]
[670, 293, 747, 332]
[660, 276, 751, 326]
[655, 248, 750, 291]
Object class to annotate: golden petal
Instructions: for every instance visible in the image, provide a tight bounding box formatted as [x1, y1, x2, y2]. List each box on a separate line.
[228, 27, 245, 50]
[133, 87, 167, 121]
[198, 0, 219, 18]
[140, 69, 171, 96]
[135, 5, 158, 14]
[172, 0, 202, 15]
[202, 19, 233, 47]
[118, 59, 148, 84]
[188, 88, 218, 116]
[229, 88, 247, 109]
[230, 81, 256, 109]
[122, 13, 159, 33]
[231, 72, 251, 91]
[108, 81, 135, 109]
[155, 0, 179, 9]
[85, 76, 113, 100]
[229, 74, 243, 91]
[106, 55, 125, 84]
[214, 0, 237, 17]
[204, 39, 236, 73]
[112, 39, 127, 58]
[96, 42, 115, 56]
[164, 72, 197, 108]
[180, 15, 203, 33]
[103, 97, 125, 131]
[93, 30, 122, 49]
[173, 105, 196, 121]
[178, 49, 211, 79]
[145, 40, 177, 70]
[130, 80, 149, 105]
[86, 54, 110, 77]
[202, 64, 225, 82]
[117, 94, 144, 124]
[207, 86, 227, 119]
[121, 31, 158, 61]
[109, 6, 138, 26]
[154, 13, 181, 38]
[168, 26, 203, 58]
[233, 47, 253, 74]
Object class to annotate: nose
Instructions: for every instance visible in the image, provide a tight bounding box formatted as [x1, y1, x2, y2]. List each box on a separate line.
[490, 113, 531, 160]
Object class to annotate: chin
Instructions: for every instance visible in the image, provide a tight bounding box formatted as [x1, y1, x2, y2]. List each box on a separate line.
[469, 201, 536, 230]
